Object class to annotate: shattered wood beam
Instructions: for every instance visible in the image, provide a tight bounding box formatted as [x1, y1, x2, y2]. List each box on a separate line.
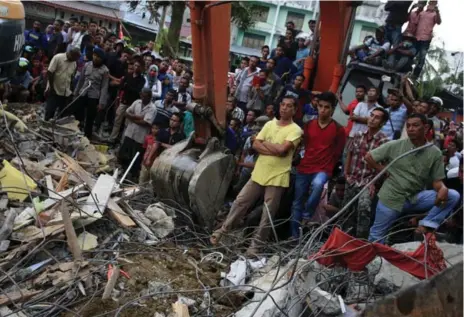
[45, 175, 59, 200]
[0, 290, 41, 306]
[60, 201, 83, 262]
[58, 152, 136, 227]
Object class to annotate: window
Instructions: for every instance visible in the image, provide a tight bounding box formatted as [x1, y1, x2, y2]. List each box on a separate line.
[108, 22, 113, 29]
[359, 26, 375, 43]
[254, 5, 269, 23]
[60, 11, 65, 19]
[242, 33, 265, 50]
[286, 11, 305, 30]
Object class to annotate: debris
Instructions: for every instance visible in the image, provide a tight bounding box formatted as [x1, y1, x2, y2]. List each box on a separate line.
[0, 289, 41, 306]
[77, 232, 98, 250]
[102, 265, 120, 300]
[60, 201, 83, 262]
[0, 160, 37, 201]
[145, 203, 175, 238]
[81, 174, 115, 218]
[44, 175, 59, 200]
[0, 208, 17, 241]
[172, 301, 190, 317]
[0, 108, 28, 132]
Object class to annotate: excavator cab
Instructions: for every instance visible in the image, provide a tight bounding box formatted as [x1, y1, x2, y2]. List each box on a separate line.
[334, 62, 402, 125]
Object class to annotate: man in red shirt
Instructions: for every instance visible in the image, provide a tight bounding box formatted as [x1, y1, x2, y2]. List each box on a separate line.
[337, 85, 366, 137]
[291, 92, 346, 238]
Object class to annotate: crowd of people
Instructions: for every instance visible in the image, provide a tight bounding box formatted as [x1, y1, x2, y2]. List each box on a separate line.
[349, 0, 441, 77]
[0, 0, 462, 257]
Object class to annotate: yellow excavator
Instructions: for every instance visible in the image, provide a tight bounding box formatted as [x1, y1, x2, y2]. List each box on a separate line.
[0, 0, 25, 83]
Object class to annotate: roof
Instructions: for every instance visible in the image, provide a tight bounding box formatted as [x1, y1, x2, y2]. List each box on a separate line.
[230, 44, 261, 57]
[40, 0, 121, 22]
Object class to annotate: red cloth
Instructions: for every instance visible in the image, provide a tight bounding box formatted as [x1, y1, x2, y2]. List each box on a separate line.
[297, 120, 346, 176]
[142, 134, 160, 167]
[310, 228, 446, 280]
[344, 99, 359, 136]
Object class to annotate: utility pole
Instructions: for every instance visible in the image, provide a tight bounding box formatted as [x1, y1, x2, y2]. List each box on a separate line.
[268, 0, 283, 48]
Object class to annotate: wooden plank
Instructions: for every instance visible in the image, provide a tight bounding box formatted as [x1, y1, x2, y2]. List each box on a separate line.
[45, 175, 59, 200]
[107, 202, 136, 228]
[0, 290, 41, 306]
[43, 169, 80, 184]
[60, 201, 82, 262]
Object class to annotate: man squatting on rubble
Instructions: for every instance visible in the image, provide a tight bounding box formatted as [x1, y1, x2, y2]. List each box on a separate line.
[366, 113, 460, 242]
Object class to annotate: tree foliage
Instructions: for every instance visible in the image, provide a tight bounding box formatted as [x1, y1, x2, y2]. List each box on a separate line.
[231, 2, 267, 31]
[125, 1, 264, 56]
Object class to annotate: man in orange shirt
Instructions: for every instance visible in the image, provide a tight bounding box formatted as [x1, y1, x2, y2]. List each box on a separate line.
[412, 0, 441, 79]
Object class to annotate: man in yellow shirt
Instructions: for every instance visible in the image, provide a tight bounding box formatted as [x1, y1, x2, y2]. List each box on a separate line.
[210, 97, 303, 256]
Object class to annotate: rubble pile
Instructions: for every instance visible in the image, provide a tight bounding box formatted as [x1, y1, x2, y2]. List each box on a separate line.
[0, 103, 461, 317]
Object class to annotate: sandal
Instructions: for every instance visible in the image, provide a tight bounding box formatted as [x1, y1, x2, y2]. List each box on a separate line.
[210, 228, 226, 245]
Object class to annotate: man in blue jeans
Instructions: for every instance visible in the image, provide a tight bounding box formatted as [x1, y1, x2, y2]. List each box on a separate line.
[384, 1, 413, 46]
[365, 113, 460, 243]
[291, 92, 346, 238]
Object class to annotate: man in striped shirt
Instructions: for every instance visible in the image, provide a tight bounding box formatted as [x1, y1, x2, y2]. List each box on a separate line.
[342, 107, 390, 239]
[381, 89, 412, 140]
[153, 89, 180, 129]
[226, 96, 245, 123]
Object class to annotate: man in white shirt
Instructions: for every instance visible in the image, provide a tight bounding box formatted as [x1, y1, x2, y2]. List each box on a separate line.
[349, 87, 382, 137]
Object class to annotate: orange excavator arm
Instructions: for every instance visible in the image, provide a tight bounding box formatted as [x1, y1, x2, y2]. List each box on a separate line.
[303, 1, 359, 93]
[189, 0, 231, 141]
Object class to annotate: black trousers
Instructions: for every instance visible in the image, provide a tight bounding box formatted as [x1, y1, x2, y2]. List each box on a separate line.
[45, 94, 71, 121]
[74, 96, 99, 139]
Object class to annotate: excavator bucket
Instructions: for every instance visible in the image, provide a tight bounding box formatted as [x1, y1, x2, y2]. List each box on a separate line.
[151, 134, 234, 230]
[151, 1, 234, 230]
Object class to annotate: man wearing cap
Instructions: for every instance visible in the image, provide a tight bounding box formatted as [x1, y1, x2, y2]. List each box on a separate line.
[45, 47, 81, 121]
[5, 58, 32, 102]
[383, 32, 417, 72]
[74, 47, 109, 139]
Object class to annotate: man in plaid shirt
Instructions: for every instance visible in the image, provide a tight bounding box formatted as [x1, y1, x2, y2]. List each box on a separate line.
[342, 107, 390, 238]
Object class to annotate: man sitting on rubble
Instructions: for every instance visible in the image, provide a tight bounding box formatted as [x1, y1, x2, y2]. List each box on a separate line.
[348, 26, 390, 66]
[365, 113, 461, 243]
[210, 96, 302, 256]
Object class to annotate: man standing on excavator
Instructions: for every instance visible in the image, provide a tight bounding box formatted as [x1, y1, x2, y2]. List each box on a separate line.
[210, 96, 302, 256]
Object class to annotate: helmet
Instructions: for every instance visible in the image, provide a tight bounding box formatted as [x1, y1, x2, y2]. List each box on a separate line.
[24, 45, 35, 53]
[18, 57, 29, 68]
[428, 96, 443, 108]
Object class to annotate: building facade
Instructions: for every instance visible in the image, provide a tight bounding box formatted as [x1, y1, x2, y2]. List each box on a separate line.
[23, 0, 122, 31]
[233, 0, 388, 51]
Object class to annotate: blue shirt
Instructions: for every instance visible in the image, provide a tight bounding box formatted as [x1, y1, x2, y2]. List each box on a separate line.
[381, 104, 408, 140]
[10, 71, 32, 89]
[274, 56, 296, 77]
[24, 30, 47, 49]
[296, 48, 310, 61]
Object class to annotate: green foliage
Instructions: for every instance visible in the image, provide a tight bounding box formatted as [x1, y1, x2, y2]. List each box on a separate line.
[231, 2, 267, 31]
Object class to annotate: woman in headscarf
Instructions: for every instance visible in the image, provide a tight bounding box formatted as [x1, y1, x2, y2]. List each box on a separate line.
[145, 64, 162, 101]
